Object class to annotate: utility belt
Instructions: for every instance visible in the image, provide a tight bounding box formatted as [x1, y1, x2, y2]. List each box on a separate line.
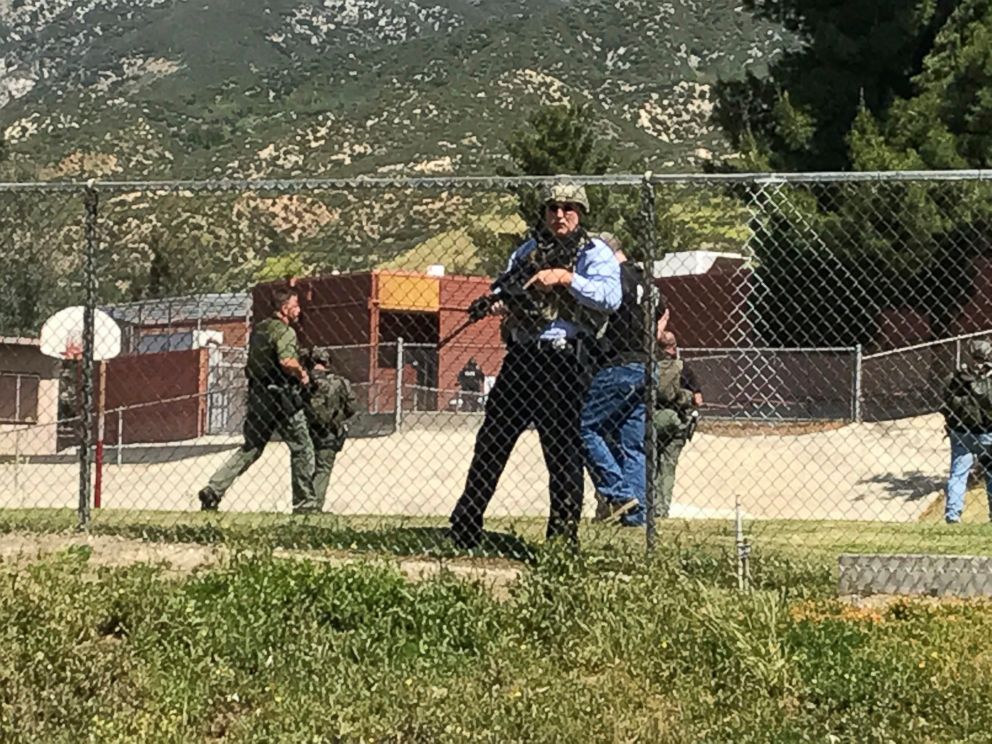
[512, 335, 597, 377]
[250, 378, 305, 417]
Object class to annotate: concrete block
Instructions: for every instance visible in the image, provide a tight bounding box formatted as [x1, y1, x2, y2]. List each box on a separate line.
[838, 553, 992, 598]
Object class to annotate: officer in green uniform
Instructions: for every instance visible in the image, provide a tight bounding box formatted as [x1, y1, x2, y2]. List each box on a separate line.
[198, 287, 317, 513]
[653, 330, 702, 520]
[302, 347, 357, 511]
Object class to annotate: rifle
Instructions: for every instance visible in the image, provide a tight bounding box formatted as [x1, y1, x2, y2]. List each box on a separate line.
[438, 228, 582, 348]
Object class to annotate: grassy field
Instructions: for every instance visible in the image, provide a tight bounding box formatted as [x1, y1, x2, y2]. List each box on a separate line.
[3, 546, 992, 742]
[1, 497, 990, 595]
[2, 493, 992, 742]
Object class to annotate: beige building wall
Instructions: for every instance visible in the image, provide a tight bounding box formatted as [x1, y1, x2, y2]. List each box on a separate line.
[0, 340, 61, 457]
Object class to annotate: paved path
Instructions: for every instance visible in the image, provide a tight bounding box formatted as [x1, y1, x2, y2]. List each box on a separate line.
[0, 414, 949, 522]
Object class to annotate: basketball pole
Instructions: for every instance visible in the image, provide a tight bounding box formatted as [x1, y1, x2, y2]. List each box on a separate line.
[94, 361, 106, 509]
[78, 185, 99, 528]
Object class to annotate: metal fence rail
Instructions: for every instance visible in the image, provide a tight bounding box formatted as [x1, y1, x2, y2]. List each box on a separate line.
[0, 172, 990, 571]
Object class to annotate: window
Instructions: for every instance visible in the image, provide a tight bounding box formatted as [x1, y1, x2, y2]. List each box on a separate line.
[136, 331, 194, 353]
[0, 374, 40, 423]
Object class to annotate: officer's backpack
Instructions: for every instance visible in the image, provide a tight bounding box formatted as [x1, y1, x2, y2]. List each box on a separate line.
[309, 375, 356, 429]
[656, 357, 693, 412]
[943, 366, 992, 431]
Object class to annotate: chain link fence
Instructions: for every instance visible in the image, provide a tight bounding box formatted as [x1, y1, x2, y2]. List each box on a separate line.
[1, 173, 990, 587]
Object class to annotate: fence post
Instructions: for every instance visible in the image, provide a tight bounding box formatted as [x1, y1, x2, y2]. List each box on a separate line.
[395, 337, 404, 433]
[78, 184, 99, 529]
[955, 338, 962, 368]
[853, 344, 863, 423]
[13, 429, 21, 508]
[116, 409, 124, 465]
[641, 173, 659, 554]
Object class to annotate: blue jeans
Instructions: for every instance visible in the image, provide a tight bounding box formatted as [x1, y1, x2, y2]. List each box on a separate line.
[946, 430, 992, 523]
[581, 362, 647, 524]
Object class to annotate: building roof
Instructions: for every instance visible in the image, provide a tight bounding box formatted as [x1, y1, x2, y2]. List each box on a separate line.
[0, 336, 41, 347]
[652, 251, 749, 278]
[102, 292, 251, 326]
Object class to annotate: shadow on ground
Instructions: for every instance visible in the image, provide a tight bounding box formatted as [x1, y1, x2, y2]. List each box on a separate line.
[856, 470, 945, 503]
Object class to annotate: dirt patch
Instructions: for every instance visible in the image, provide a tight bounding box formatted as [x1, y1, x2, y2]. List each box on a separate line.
[0, 532, 522, 597]
[701, 420, 848, 437]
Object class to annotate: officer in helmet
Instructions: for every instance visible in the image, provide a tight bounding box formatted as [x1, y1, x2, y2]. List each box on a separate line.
[449, 180, 622, 549]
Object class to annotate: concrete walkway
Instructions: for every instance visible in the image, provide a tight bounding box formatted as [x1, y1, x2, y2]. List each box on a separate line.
[0, 414, 949, 522]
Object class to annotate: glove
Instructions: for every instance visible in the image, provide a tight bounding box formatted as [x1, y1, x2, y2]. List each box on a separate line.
[468, 295, 495, 322]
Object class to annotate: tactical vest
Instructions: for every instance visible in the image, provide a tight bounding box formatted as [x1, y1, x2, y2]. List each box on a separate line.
[501, 233, 612, 343]
[943, 365, 992, 432]
[598, 262, 662, 366]
[656, 357, 693, 413]
[246, 317, 295, 386]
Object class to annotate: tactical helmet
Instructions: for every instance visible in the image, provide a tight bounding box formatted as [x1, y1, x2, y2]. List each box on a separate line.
[309, 347, 332, 367]
[969, 338, 992, 365]
[540, 182, 590, 213]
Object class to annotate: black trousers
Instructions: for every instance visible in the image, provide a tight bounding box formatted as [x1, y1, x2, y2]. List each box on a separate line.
[450, 342, 589, 544]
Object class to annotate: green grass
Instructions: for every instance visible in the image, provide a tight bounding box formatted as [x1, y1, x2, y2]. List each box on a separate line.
[3, 548, 992, 742]
[2, 507, 990, 601]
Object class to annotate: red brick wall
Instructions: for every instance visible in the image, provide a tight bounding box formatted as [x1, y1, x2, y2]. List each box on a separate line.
[438, 276, 504, 410]
[102, 349, 207, 444]
[657, 270, 753, 348]
[950, 255, 992, 335]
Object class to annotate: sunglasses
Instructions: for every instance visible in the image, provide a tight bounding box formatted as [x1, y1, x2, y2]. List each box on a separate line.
[546, 202, 580, 214]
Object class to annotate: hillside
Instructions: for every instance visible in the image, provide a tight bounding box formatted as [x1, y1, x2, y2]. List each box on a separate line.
[0, 0, 793, 179]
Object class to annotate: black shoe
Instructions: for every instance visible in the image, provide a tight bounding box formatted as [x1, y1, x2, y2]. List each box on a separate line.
[198, 487, 221, 512]
[292, 503, 321, 515]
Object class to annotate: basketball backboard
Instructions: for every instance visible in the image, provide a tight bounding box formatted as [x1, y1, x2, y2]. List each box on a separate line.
[40, 306, 122, 361]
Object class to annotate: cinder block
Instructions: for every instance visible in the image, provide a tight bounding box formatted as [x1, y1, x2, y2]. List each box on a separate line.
[838, 554, 992, 597]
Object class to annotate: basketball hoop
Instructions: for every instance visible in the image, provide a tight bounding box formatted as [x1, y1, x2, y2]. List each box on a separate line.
[39, 306, 122, 361]
[39, 306, 122, 511]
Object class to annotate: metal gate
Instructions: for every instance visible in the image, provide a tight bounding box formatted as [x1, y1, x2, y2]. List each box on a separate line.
[206, 346, 247, 435]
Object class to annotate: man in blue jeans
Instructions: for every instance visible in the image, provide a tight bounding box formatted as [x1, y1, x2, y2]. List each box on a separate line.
[941, 338, 992, 524]
[582, 234, 665, 527]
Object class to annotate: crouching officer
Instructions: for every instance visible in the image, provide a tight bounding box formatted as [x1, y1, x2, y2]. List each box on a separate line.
[302, 347, 358, 511]
[652, 331, 703, 520]
[198, 287, 316, 513]
[449, 180, 622, 549]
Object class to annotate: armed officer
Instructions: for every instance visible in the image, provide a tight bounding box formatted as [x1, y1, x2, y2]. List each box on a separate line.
[449, 181, 622, 549]
[941, 338, 992, 524]
[653, 330, 703, 520]
[302, 347, 358, 512]
[198, 287, 317, 513]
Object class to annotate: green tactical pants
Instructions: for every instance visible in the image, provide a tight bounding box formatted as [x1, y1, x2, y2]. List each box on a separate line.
[652, 408, 688, 520]
[207, 387, 316, 511]
[312, 448, 338, 511]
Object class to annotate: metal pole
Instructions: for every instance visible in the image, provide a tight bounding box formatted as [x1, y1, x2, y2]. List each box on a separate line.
[94, 360, 105, 509]
[395, 337, 404, 433]
[853, 344, 863, 423]
[735, 496, 744, 591]
[13, 429, 21, 508]
[955, 338, 962, 369]
[116, 409, 124, 465]
[641, 174, 659, 554]
[78, 185, 99, 528]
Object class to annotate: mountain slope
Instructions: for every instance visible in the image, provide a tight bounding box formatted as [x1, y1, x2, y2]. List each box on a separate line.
[0, 0, 793, 179]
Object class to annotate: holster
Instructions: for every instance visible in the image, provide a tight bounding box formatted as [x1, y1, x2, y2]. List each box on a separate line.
[266, 383, 305, 418]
